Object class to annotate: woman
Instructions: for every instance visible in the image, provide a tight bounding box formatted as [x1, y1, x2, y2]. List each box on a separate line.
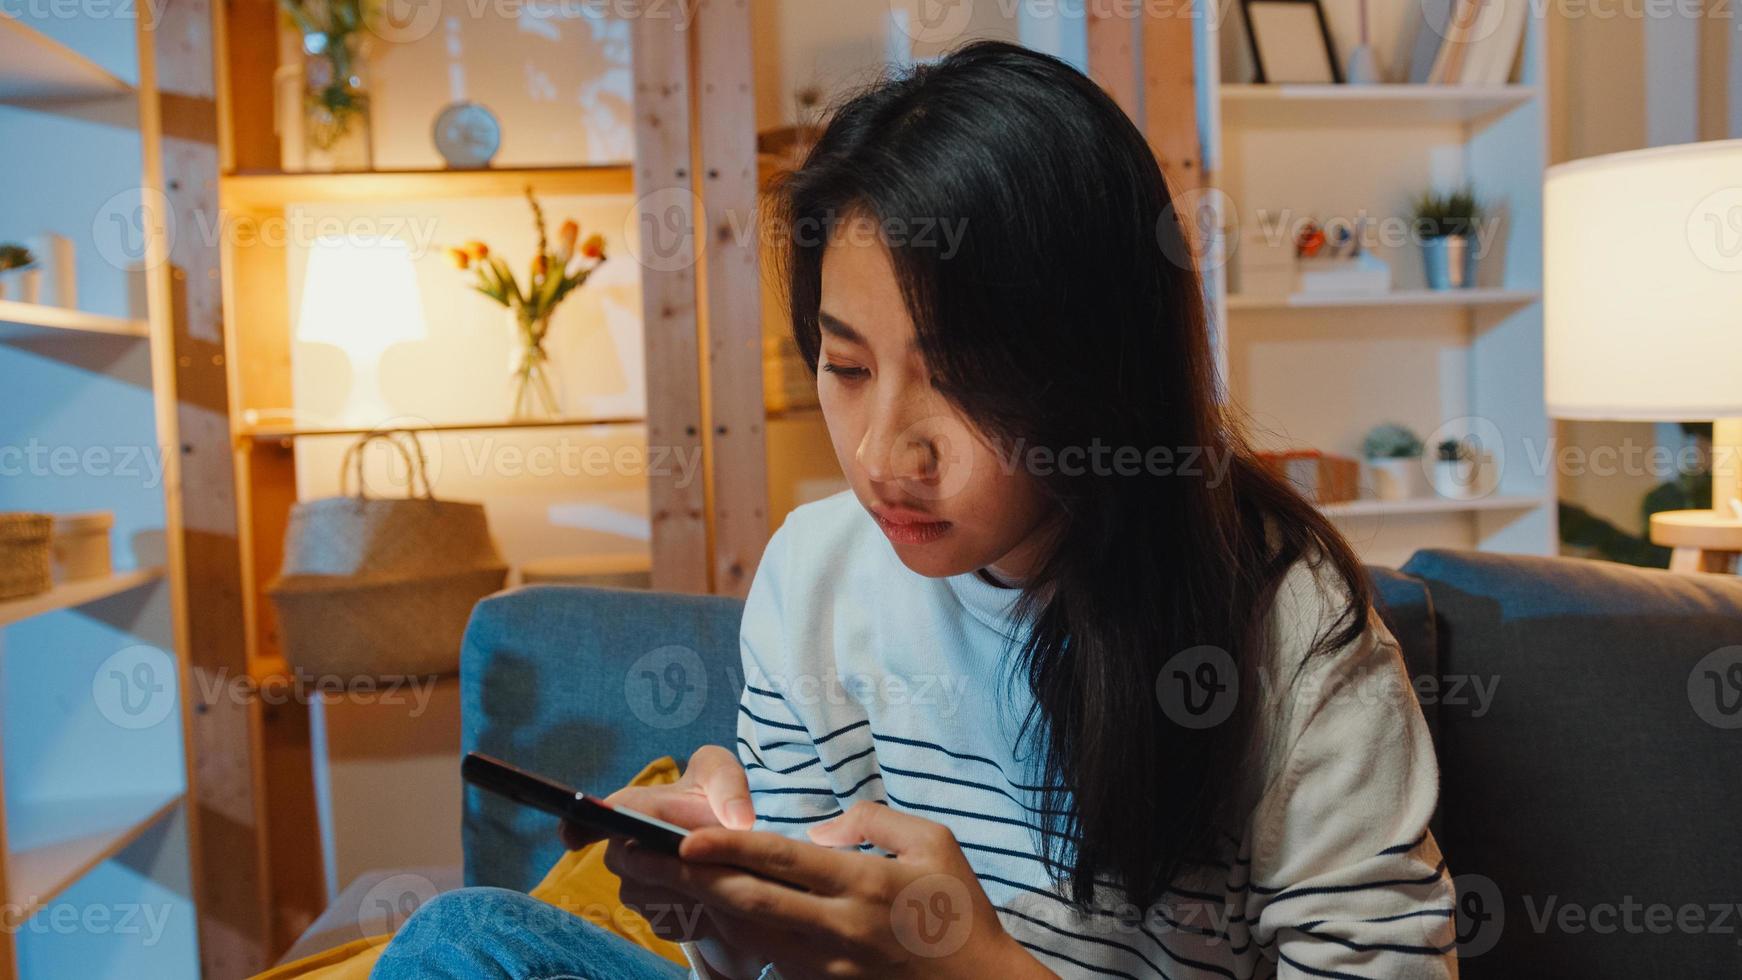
[377, 40, 1454, 979]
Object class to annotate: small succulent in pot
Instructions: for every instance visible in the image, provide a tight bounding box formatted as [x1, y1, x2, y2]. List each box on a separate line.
[1436, 437, 1473, 463]
[1362, 423, 1424, 460]
[0, 244, 36, 272]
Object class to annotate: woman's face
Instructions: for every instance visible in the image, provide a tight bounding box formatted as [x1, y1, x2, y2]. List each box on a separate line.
[815, 213, 1055, 583]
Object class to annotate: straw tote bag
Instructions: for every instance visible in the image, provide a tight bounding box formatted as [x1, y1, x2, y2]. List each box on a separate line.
[267, 430, 508, 679]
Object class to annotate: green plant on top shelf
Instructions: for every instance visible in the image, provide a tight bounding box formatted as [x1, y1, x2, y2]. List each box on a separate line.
[1362, 423, 1424, 460]
[0, 245, 36, 272]
[1411, 187, 1481, 240]
[277, 0, 378, 151]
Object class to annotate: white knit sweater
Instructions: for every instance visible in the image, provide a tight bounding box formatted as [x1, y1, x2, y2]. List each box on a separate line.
[695, 490, 1455, 979]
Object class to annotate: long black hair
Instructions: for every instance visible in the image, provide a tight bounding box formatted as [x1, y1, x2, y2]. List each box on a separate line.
[766, 40, 1372, 909]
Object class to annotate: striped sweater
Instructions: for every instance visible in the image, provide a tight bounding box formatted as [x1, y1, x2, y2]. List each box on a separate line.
[724, 491, 1455, 979]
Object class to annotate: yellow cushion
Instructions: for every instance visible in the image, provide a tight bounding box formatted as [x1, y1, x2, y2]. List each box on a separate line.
[253, 757, 687, 979]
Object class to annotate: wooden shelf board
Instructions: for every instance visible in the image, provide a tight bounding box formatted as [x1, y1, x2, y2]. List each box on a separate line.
[220, 164, 635, 209]
[240, 416, 646, 440]
[0, 567, 164, 628]
[0, 14, 132, 104]
[1321, 494, 1547, 519]
[0, 300, 150, 340]
[1227, 288, 1540, 312]
[1220, 84, 1540, 127]
[6, 792, 183, 911]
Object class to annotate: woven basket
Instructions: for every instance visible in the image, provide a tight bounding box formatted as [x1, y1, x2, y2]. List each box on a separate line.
[0, 513, 54, 600]
[266, 431, 507, 679]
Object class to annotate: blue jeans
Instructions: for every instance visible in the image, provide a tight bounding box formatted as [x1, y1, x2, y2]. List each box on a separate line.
[370, 887, 691, 980]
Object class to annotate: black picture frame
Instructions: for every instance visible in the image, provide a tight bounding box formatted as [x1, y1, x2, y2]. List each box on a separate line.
[1239, 0, 1343, 85]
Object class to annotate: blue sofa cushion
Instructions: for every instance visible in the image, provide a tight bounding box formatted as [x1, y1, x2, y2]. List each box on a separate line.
[1403, 549, 1742, 975]
[460, 584, 746, 891]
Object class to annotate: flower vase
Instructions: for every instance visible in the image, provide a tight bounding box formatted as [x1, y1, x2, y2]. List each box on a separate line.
[300, 31, 373, 172]
[509, 313, 563, 420]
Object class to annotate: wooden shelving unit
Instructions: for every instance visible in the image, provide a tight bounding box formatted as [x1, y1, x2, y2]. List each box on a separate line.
[0, 8, 201, 979]
[219, 164, 633, 208]
[1219, 83, 1541, 128]
[0, 14, 131, 104]
[0, 569, 164, 629]
[5, 792, 185, 914]
[1226, 288, 1539, 312]
[1202, 14, 1556, 567]
[237, 415, 644, 442]
[0, 301, 150, 341]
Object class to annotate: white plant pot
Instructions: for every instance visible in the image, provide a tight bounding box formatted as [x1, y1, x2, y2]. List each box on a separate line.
[1367, 457, 1426, 501]
[0, 268, 41, 304]
[1433, 458, 1480, 500]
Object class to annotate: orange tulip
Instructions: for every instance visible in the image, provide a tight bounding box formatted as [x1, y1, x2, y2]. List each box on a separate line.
[464, 240, 489, 261]
[580, 233, 605, 259]
[558, 220, 579, 255]
[533, 253, 549, 278]
[445, 246, 470, 270]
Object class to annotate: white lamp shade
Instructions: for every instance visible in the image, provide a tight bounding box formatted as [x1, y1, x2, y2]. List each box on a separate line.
[1544, 139, 1742, 421]
[295, 235, 428, 353]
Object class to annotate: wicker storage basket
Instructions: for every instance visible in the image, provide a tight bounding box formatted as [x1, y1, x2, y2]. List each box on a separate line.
[0, 513, 54, 600]
[52, 511, 115, 582]
[266, 431, 507, 679]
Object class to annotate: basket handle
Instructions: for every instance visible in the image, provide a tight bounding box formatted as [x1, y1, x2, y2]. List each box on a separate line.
[338, 429, 436, 500]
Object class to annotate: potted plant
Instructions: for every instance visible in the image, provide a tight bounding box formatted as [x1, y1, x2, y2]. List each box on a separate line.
[1362, 423, 1426, 501]
[1432, 437, 1479, 500]
[0, 244, 39, 304]
[278, 0, 377, 170]
[1412, 187, 1480, 289]
[446, 188, 608, 420]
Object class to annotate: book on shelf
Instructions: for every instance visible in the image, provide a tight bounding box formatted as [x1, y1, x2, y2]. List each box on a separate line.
[1420, 0, 1528, 86]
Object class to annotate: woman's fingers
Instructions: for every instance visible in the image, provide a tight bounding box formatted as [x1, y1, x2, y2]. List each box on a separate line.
[808, 800, 951, 857]
[688, 745, 756, 830]
[616, 840, 834, 932]
[680, 827, 855, 895]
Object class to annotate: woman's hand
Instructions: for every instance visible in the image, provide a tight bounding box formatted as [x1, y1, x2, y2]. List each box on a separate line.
[561, 745, 765, 977]
[605, 800, 1056, 980]
[560, 744, 754, 850]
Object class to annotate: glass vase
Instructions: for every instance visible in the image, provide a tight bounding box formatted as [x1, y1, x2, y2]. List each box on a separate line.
[300, 31, 373, 172]
[509, 312, 563, 421]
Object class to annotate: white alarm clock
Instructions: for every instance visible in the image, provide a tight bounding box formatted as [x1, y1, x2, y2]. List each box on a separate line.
[433, 101, 501, 169]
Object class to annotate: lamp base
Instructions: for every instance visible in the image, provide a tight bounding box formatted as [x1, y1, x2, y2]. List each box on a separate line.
[1650, 510, 1742, 575]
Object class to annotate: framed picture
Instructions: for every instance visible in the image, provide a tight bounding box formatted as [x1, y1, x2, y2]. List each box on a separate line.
[1240, 0, 1342, 84]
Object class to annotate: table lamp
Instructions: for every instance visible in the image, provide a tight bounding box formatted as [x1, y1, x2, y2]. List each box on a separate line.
[1545, 139, 1742, 573]
[295, 235, 428, 427]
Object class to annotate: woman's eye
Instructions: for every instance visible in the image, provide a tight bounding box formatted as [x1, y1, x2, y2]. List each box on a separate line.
[822, 362, 869, 381]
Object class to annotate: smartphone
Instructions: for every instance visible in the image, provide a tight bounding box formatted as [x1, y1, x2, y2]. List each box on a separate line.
[462, 751, 689, 856]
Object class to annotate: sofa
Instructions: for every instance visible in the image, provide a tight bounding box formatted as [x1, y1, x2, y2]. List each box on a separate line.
[294, 549, 1742, 975]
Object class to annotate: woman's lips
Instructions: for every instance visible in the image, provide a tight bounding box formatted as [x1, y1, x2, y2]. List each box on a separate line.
[870, 506, 953, 545]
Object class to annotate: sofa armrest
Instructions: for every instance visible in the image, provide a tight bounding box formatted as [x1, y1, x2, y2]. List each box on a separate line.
[460, 585, 746, 891]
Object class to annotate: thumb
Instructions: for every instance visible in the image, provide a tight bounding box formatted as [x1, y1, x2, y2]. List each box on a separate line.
[688, 745, 755, 830]
[808, 801, 938, 854]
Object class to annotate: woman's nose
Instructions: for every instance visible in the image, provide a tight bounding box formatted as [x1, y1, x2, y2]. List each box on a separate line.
[856, 403, 942, 486]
